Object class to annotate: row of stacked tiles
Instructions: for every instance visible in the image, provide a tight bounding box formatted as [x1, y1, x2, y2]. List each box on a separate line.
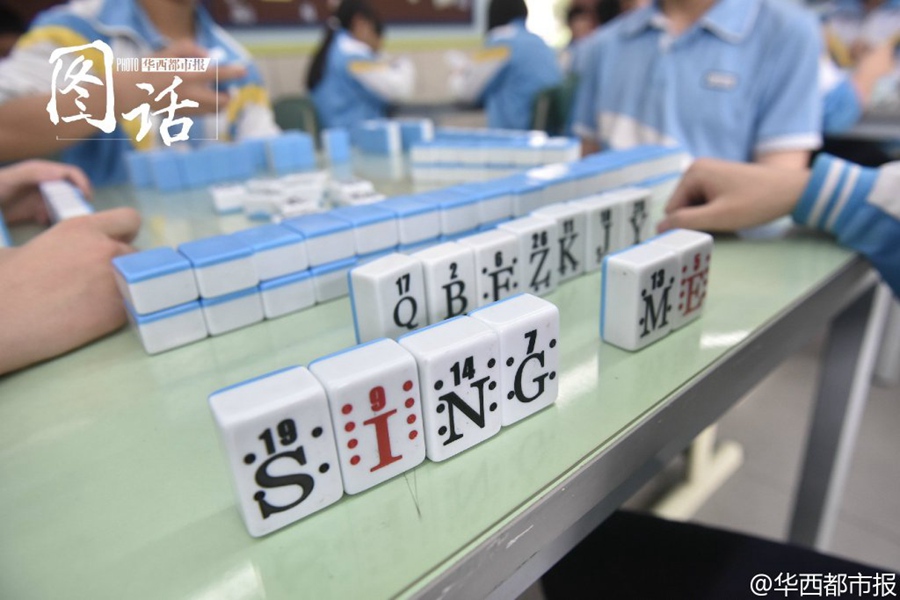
[349, 187, 653, 343]
[209, 293, 560, 537]
[349, 118, 435, 156]
[112, 146, 685, 354]
[113, 184, 649, 354]
[124, 131, 317, 192]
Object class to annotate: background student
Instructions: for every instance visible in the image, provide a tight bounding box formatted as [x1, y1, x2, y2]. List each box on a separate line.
[0, 160, 140, 376]
[448, 0, 563, 131]
[572, 0, 823, 169]
[0, 0, 279, 186]
[306, 0, 414, 129]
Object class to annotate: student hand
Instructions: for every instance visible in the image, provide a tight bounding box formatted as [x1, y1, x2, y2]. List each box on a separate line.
[0, 160, 92, 225]
[658, 159, 810, 233]
[115, 41, 248, 117]
[0, 208, 141, 376]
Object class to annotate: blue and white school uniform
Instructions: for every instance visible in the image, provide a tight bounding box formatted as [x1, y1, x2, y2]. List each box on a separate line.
[572, 0, 823, 161]
[0, 0, 278, 186]
[795, 153, 900, 296]
[820, 54, 863, 134]
[452, 19, 563, 131]
[309, 30, 414, 130]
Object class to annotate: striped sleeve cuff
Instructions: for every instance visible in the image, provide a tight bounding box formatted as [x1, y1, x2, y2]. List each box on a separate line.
[792, 153, 879, 235]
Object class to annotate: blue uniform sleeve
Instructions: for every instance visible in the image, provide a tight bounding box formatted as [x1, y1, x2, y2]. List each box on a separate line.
[570, 33, 601, 142]
[794, 153, 900, 296]
[754, 12, 823, 156]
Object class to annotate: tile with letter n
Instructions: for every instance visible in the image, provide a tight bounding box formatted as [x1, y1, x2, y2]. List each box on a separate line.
[399, 316, 502, 462]
[349, 253, 428, 343]
[470, 294, 560, 426]
[647, 228, 713, 329]
[309, 339, 425, 495]
[208, 366, 343, 537]
[601, 244, 679, 351]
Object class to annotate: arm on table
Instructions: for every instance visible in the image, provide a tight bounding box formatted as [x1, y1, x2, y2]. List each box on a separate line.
[0, 208, 141, 375]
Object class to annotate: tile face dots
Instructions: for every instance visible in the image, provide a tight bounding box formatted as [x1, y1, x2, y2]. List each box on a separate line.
[601, 244, 679, 351]
[309, 340, 425, 495]
[457, 230, 521, 307]
[399, 317, 502, 462]
[470, 294, 560, 426]
[208, 366, 343, 537]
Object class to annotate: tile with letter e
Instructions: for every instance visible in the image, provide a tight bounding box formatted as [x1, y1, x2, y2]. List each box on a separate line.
[469, 293, 559, 426]
[570, 193, 627, 273]
[647, 229, 713, 329]
[410, 242, 477, 324]
[113, 247, 199, 315]
[601, 244, 679, 351]
[331, 204, 399, 255]
[399, 316, 502, 462]
[126, 299, 208, 354]
[532, 203, 588, 284]
[457, 229, 521, 307]
[498, 216, 559, 297]
[308, 339, 425, 495]
[178, 235, 258, 299]
[615, 187, 654, 248]
[208, 366, 343, 537]
[232, 224, 308, 282]
[349, 253, 427, 343]
[283, 213, 355, 267]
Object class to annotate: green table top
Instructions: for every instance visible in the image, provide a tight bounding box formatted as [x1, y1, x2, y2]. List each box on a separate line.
[0, 166, 860, 599]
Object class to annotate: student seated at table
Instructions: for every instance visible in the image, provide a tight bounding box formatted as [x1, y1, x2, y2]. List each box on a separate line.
[0, 0, 280, 187]
[0, 160, 140, 376]
[306, 0, 415, 130]
[658, 153, 900, 296]
[448, 0, 563, 131]
[572, 0, 823, 169]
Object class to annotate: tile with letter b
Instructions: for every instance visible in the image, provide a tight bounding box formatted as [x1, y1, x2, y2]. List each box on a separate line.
[470, 294, 560, 426]
[208, 366, 343, 537]
[601, 244, 679, 351]
[399, 317, 502, 462]
[309, 339, 425, 495]
[410, 242, 477, 324]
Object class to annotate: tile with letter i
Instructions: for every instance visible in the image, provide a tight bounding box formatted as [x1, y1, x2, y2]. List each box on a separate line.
[615, 187, 654, 248]
[349, 253, 427, 343]
[498, 216, 559, 297]
[532, 203, 588, 284]
[647, 229, 713, 329]
[410, 242, 477, 324]
[457, 230, 521, 307]
[208, 366, 343, 537]
[570, 193, 626, 273]
[399, 316, 502, 461]
[308, 339, 425, 495]
[469, 294, 560, 426]
[601, 244, 679, 351]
